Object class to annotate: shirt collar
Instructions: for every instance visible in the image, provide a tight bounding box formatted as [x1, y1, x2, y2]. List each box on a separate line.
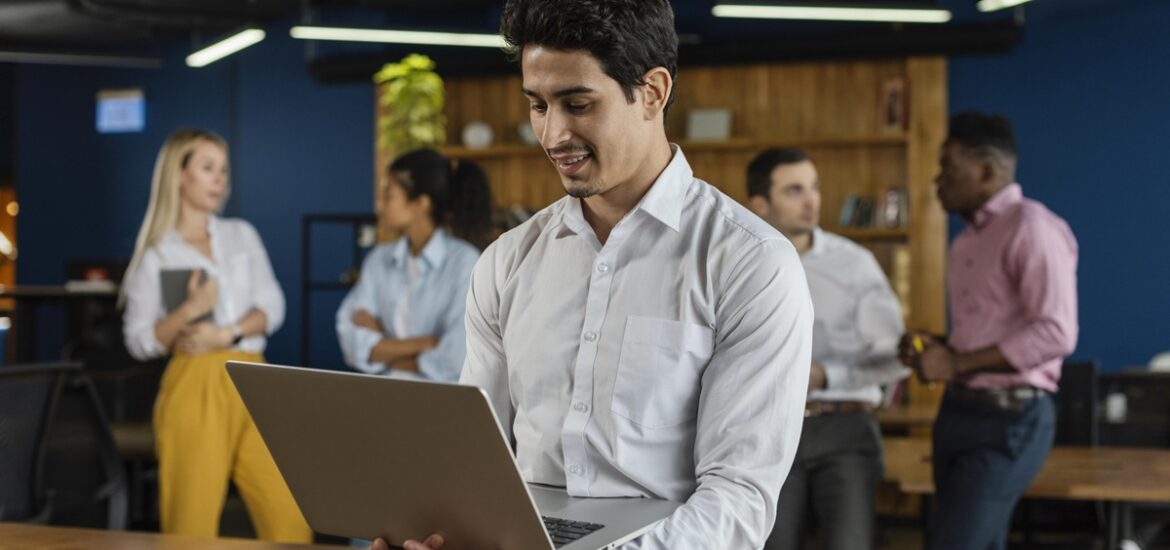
[162, 215, 218, 245]
[388, 227, 450, 269]
[806, 226, 826, 257]
[972, 183, 1023, 229]
[559, 145, 691, 236]
[633, 145, 691, 232]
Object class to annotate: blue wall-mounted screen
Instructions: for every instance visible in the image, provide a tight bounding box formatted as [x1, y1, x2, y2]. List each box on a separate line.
[95, 89, 145, 133]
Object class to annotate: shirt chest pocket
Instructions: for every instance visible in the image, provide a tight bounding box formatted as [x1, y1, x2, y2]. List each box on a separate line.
[611, 315, 715, 429]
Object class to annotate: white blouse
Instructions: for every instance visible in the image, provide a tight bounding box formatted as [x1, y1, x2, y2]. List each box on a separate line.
[122, 216, 285, 360]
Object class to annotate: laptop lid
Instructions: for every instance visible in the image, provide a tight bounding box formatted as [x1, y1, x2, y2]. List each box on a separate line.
[226, 360, 555, 549]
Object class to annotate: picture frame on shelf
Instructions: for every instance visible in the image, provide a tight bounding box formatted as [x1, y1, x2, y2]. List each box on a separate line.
[686, 108, 732, 141]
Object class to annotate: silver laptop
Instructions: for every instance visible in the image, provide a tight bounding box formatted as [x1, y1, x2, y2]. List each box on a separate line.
[226, 361, 679, 550]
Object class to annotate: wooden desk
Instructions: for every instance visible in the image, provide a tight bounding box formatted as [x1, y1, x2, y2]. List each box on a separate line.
[0, 523, 344, 549]
[884, 437, 1170, 548]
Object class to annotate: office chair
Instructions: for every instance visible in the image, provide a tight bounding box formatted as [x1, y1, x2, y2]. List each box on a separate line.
[41, 369, 129, 530]
[0, 362, 78, 523]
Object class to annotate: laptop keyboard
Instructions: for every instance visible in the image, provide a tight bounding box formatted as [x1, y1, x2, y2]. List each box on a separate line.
[542, 515, 605, 548]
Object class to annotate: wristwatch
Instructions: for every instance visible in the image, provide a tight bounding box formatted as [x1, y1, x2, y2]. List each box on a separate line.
[230, 324, 244, 346]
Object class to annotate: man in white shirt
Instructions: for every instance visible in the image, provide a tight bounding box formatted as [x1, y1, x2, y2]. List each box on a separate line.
[374, 1, 813, 549]
[746, 149, 908, 550]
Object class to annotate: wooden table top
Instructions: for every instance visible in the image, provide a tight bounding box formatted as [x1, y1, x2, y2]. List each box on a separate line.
[876, 404, 938, 429]
[884, 437, 1170, 502]
[0, 523, 345, 549]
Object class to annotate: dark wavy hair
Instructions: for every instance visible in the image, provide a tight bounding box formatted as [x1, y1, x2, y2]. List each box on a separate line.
[500, 0, 679, 117]
[390, 149, 494, 249]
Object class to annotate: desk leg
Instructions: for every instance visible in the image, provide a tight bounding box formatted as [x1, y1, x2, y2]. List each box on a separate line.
[921, 494, 932, 546]
[1107, 501, 1138, 550]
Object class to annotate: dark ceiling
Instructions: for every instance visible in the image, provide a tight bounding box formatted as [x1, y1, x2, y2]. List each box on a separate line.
[0, 0, 1155, 78]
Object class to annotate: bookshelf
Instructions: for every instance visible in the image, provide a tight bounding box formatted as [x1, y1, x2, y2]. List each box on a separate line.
[375, 56, 948, 413]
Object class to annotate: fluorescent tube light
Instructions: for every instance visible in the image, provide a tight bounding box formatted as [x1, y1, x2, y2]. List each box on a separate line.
[186, 28, 266, 68]
[712, 4, 953, 23]
[290, 26, 507, 48]
[976, 0, 1033, 12]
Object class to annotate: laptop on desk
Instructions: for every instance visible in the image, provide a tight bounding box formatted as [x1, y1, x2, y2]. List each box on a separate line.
[225, 361, 679, 550]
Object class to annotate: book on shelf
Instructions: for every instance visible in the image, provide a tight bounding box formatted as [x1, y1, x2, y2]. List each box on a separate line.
[836, 186, 909, 230]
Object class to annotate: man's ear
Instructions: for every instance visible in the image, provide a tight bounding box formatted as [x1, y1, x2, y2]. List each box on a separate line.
[979, 158, 998, 187]
[640, 67, 673, 121]
[749, 195, 770, 218]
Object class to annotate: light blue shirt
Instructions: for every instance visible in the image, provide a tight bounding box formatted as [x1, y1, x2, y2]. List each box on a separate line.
[336, 228, 480, 381]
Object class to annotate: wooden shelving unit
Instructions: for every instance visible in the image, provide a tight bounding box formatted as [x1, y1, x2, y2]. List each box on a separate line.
[377, 56, 949, 420]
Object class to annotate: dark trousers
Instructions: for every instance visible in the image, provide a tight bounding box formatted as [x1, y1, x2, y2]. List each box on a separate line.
[765, 412, 883, 550]
[928, 389, 1055, 550]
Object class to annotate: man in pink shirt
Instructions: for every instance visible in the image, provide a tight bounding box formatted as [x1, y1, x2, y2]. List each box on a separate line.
[899, 111, 1078, 550]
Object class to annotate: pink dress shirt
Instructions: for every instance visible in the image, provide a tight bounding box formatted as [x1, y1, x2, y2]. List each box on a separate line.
[948, 183, 1078, 392]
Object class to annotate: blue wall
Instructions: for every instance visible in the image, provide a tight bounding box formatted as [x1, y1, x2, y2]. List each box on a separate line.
[14, 20, 373, 366]
[10, 2, 1170, 372]
[949, 0, 1170, 370]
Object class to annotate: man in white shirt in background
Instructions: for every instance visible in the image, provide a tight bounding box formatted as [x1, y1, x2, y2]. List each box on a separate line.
[747, 149, 908, 550]
[374, 1, 813, 549]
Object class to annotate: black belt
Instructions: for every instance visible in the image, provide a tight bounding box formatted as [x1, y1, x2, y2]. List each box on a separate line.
[804, 400, 874, 417]
[947, 384, 1047, 412]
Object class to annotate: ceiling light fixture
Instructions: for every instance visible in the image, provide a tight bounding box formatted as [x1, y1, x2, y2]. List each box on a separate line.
[290, 26, 506, 48]
[0, 51, 161, 68]
[712, 3, 953, 23]
[976, 0, 1033, 12]
[186, 28, 266, 68]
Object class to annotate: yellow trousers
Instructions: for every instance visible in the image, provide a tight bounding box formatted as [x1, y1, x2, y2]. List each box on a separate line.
[153, 350, 312, 542]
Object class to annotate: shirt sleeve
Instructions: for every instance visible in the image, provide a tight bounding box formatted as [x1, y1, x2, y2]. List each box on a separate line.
[240, 221, 285, 334]
[122, 250, 168, 361]
[336, 251, 389, 374]
[822, 252, 909, 391]
[458, 243, 514, 446]
[417, 251, 476, 382]
[621, 238, 813, 550]
[998, 215, 1079, 370]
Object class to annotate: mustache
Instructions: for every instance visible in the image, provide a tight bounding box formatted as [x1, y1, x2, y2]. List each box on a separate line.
[546, 144, 594, 157]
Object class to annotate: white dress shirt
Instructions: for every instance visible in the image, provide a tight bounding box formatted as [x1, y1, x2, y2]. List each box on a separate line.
[460, 148, 813, 550]
[335, 228, 480, 381]
[122, 216, 285, 361]
[804, 228, 908, 405]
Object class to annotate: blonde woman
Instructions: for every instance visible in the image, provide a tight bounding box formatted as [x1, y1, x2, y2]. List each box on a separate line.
[121, 129, 310, 542]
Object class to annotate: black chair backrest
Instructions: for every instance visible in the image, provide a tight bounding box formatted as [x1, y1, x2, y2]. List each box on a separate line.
[42, 371, 129, 530]
[1055, 360, 1099, 446]
[0, 363, 79, 522]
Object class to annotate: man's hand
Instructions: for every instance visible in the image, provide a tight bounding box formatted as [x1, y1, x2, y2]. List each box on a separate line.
[353, 309, 385, 333]
[176, 322, 230, 354]
[898, 330, 941, 368]
[808, 362, 826, 393]
[371, 534, 445, 550]
[917, 342, 959, 384]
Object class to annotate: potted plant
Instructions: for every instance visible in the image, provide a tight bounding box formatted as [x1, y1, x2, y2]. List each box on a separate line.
[374, 54, 446, 156]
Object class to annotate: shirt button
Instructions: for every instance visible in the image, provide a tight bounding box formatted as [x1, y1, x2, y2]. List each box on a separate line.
[568, 464, 583, 476]
[574, 401, 589, 413]
[583, 331, 598, 342]
[596, 263, 610, 273]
